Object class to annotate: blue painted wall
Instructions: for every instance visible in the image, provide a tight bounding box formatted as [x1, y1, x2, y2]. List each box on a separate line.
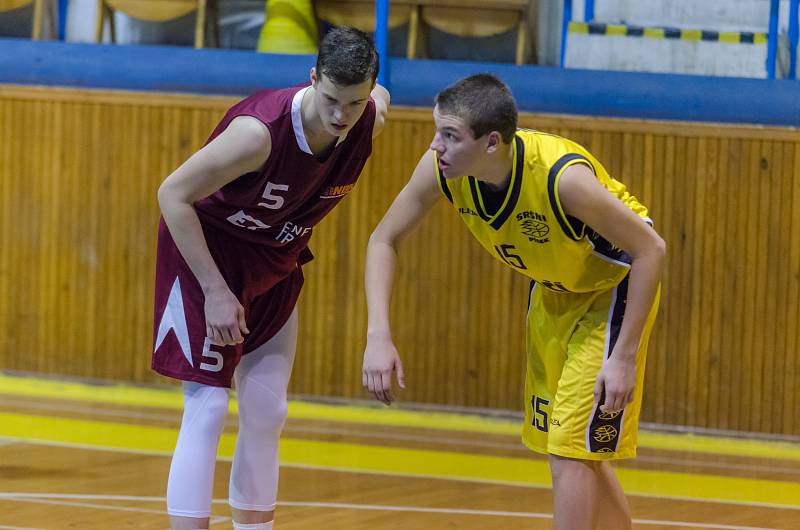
[1, 38, 798, 126]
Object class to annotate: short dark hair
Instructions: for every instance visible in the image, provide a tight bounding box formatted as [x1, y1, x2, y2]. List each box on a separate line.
[435, 74, 518, 143]
[316, 27, 379, 86]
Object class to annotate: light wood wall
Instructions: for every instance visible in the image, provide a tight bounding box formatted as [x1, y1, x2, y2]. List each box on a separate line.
[1, 85, 798, 435]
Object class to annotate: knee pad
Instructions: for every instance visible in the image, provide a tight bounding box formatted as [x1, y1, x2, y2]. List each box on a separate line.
[238, 378, 288, 437]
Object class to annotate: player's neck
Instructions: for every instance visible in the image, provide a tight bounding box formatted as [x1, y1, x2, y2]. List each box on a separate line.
[301, 87, 338, 155]
[474, 143, 514, 190]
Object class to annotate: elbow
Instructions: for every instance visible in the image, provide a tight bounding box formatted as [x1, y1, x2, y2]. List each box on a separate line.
[156, 182, 177, 215]
[367, 228, 398, 254]
[157, 180, 191, 214]
[654, 234, 666, 259]
[156, 182, 168, 209]
[651, 234, 667, 273]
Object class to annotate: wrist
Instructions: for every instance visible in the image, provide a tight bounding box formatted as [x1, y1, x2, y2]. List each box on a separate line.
[201, 280, 229, 296]
[612, 339, 639, 362]
[367, 328, 392, 342]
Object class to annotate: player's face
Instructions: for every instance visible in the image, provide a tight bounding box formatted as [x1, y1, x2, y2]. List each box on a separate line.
[430, 107, 486, 178]
[312, 70, 374, 137]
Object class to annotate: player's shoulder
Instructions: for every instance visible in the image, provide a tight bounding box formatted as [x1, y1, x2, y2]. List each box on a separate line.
[516, 129, 597, 172]
[230, 83, 308, 125]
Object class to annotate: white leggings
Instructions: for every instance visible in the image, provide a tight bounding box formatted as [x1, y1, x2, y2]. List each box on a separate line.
[167, 308, 298, 518]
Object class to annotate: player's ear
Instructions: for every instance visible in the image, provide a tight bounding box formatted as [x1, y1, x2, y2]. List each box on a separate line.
[486, 131, 503, 154]
[310, 67, 318, 86]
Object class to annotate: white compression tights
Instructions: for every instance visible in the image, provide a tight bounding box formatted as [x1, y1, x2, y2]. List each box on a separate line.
[167, 308, 298, 519]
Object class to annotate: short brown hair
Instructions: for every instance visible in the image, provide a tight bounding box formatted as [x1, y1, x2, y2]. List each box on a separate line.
[316, 27, 379, 85]
[435, 74, 517, 143]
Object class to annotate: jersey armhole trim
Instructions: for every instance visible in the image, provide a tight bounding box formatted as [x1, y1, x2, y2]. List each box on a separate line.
[435, 153, 454, 203]
[547, 154, 594, 241]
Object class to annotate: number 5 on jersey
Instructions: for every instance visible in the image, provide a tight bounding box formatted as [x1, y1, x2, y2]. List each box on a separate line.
[259, 182, 289, 209]
[494, 244, 527, 270]
[531, 395, 550, 432]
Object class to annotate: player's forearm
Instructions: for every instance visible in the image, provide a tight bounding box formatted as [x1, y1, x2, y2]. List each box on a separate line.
[364, 236, 398, 340]
[614, 242, 665, 361]
[158, 194, 228, 295]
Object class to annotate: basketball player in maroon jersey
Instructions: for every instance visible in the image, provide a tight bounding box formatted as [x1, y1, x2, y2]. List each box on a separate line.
[152, 28, 389, 530]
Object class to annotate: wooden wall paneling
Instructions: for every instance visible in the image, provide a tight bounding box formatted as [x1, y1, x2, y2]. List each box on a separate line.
[0, 99, 9, 361]
[689, 137, 708, 428]
[706, 137, 725, 431]
[753, 141, 770, 432]
[756, 140, 771, 432]
[658, 135, 677, 425]
[790, 142, 800, 435]
[721, 137, 741, 430]
[3, 85, 800, 434]
[683, 136, 698, 426]
[779, 142, 797, 435]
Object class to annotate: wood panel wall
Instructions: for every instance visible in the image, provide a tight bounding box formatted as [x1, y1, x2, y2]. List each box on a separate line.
[1, 84, 798, 435]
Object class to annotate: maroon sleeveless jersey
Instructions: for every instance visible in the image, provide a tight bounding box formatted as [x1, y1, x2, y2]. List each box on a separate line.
[152, 85, 375, 387]
[195, 83, 376, 260]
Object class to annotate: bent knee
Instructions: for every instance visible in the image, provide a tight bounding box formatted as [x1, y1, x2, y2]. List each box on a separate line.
[548, 454, 601, 478]
[238, 387, 288, 435]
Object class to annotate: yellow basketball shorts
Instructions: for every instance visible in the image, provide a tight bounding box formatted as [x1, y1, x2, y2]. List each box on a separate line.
[522, 276, 660, 460]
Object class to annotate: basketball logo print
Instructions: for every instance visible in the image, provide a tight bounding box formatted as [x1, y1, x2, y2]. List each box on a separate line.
[596, 447, 614, 453]
[516, 211, 550, 243]
[593, 425, 618, 443]
[598, 410, 621, 420]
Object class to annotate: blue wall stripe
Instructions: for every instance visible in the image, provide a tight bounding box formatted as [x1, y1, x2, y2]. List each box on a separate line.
[1, 38, 799, 127]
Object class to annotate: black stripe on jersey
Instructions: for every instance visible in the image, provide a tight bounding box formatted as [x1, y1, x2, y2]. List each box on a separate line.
[527, 279, 536, 314]
[468, 178, 493, 222]
[437, 163, 454, 203]
[586, 227, 633, 265]
[588, 276, 629, 454]
[490, 135, 524, 230]
[547, 154, 592, 241]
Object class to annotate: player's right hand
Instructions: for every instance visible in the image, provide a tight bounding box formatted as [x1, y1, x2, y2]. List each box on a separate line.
[362, 335, 405, 405]
[204, 286, 249, 346]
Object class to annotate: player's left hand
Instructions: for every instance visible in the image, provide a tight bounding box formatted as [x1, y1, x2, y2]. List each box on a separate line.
[593, 356, 636, 413]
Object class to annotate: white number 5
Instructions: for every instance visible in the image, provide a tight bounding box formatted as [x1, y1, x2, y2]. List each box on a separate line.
[258, 182, 289, 209]
[200, 337, 224, 372]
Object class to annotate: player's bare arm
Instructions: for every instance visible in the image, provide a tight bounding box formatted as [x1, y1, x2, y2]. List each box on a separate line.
[558, 163, 666, 413]
[157, 116, 272, 346]
[363, 149, 441, 404]
[371, 83, 391, 139]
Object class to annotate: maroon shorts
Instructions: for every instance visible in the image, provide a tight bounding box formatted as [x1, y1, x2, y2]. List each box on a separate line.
[151, 219, 308, 388]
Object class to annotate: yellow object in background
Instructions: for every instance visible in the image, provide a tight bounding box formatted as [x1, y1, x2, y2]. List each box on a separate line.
[258, 0, 318, 54]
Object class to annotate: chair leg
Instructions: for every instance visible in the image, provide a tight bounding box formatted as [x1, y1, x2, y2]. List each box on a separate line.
[407, 5, 420, 59]
[108, 5, 116, 43]
[196, 0, 207, 48]
[516, 16, 527, 64]
[208, 0, 219, 48]
[94, 0, 105, 43]
[32, 0, 43, 40]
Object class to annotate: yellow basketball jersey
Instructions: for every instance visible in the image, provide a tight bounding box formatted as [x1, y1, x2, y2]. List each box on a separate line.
[436, 130, 650, 293]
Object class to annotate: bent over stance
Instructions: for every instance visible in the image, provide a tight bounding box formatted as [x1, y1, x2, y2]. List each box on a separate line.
[362, 74, 664, 530]
[153, 27, 389, 530]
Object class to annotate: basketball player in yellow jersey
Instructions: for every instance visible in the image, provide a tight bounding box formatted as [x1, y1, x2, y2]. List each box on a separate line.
[362, 74, 665, 530]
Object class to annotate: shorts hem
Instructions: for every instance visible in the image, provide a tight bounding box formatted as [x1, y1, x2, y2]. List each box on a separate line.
[522, 436, 637, 461]
[228, 499, 277, 512]
[521, 437, 550, 456]
[152, 366, 232, 389]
